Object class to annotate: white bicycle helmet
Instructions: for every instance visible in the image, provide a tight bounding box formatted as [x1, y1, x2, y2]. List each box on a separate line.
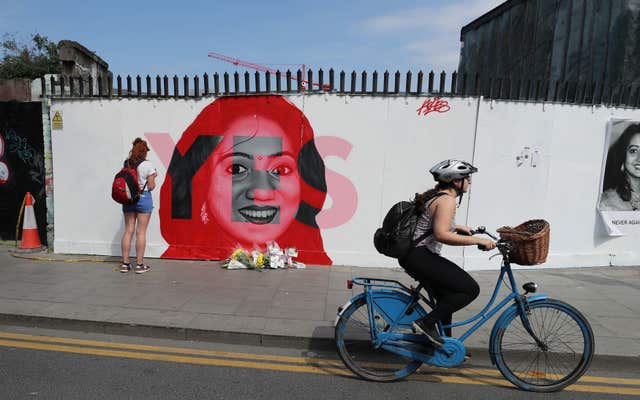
[429, 159, 478, 183]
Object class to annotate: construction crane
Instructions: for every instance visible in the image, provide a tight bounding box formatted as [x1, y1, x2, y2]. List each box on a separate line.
[208, 52, 328, 90]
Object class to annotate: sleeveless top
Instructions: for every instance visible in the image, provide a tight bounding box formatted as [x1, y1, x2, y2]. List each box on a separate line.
[413, 194, 456, 254]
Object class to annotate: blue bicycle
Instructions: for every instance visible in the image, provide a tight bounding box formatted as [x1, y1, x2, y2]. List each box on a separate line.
[335, 227, 594, 392]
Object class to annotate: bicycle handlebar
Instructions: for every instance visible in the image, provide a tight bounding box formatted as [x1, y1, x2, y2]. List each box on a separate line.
[457, 226, 511, 256]
[471, 226, 499, 241]
[468, 226, 511, 255]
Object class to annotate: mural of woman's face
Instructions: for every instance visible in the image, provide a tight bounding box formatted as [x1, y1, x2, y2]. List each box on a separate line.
[624, 133, 640, 180]
[208, 116, 302, 245]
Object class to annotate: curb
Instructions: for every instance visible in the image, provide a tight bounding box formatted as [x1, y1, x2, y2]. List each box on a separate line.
[6, 246, 48, 254]
[1, 313, 637, 364]
[0, 313, 335, 351]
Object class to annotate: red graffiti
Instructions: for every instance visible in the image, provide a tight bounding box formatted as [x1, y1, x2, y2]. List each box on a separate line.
[416, 97, 451, 116]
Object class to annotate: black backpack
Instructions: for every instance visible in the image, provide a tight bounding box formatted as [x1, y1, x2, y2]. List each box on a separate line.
[373, 192, 446, 259]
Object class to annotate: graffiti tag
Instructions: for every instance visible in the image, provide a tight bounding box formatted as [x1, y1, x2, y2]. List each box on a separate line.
[416, 97, 451, 117]
[516, 146, 541, 168]
[6, 130, 35, 164]
[2, 129, 45, 194]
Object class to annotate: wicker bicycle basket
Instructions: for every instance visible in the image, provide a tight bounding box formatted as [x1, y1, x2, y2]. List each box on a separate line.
[496, 219, 550, 265]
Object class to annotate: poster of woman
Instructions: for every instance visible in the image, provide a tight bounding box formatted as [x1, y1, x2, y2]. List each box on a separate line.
[159, 95, 332, 264]
[598, 119, 640, 235]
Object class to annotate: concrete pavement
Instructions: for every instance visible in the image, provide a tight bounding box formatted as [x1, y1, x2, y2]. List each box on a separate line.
[0, 245, 639, 358]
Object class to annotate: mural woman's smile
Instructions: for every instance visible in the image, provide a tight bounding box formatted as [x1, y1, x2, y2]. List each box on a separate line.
[238, 205, 279, 224]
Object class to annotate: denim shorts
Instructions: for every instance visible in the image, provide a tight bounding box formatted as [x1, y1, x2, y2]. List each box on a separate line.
[122, 191, 153, 213]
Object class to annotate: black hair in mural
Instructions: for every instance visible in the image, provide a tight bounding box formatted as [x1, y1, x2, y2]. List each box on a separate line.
[168, 135, 223, 219]
[295, 139, 326, 228]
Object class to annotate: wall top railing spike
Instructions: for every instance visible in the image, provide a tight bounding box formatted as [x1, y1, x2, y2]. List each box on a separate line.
[40, 70, 640, 108]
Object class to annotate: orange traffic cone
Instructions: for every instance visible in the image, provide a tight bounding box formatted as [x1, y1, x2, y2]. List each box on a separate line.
[19, 192, 43, 249]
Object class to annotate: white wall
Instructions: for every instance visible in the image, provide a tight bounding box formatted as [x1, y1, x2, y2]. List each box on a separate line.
[465, 100, 640, 269]
[49, 95, 640, 269]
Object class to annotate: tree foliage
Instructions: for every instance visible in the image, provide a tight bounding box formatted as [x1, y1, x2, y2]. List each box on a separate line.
[0, 33, 61, 79]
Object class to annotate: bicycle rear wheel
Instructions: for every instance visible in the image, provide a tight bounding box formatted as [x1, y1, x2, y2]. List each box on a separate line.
[493, 299, 594, 392]
[335, 296, 423, 382]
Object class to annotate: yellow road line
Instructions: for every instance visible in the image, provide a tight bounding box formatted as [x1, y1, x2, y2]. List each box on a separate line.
[566, 384, 640, 396]
[419, 372, 640, 395]
[0, 338, 514, 390]
[0, 332, 344, 366]
[3, 332, 638, 387]
[0, 339, 351, 377]
[1, 333, 638, 395]
[416, 373, 640, 396]
[3, 338, 638, 395]
[424, 366, 640, 386]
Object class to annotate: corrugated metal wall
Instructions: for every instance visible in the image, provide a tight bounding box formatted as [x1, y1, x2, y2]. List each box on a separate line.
[458, 0, 640, 98]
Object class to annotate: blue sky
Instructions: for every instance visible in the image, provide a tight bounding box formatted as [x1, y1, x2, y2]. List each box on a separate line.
[2, 0, 504, 79]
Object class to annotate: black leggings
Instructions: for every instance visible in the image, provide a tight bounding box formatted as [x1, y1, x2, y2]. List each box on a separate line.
[400, 246, 480, 335]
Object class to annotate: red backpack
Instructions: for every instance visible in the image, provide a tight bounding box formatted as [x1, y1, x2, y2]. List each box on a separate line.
[111, 159, 146, 204]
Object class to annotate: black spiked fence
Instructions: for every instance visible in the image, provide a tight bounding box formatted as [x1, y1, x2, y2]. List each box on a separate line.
[40, 70, 640, 108]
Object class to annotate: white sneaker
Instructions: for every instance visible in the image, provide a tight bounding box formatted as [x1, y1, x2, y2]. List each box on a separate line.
[120, 263, 132, 273]
[134, 264, 151, 274]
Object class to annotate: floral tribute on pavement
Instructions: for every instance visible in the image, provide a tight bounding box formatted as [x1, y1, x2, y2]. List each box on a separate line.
[221, 241, 306, 270]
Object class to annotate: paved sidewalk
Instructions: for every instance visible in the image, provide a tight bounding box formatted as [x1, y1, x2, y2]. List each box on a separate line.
[0, 245, 639, 358]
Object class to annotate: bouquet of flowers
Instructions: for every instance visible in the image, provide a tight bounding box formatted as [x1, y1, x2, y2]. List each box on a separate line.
[221, 247, 258, 270]
[220, 242, 305, 270]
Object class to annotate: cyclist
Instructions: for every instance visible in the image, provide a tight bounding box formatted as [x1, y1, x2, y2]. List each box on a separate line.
[400, 159, 496, 347]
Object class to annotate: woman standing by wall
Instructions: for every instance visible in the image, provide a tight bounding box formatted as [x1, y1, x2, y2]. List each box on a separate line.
[121, 137, 157, 273]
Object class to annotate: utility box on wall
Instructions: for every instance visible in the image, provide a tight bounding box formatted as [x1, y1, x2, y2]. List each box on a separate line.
[458, 0, 640, 98]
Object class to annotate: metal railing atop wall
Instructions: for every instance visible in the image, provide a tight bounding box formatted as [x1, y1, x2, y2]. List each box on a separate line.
[41, 70, 640, 108]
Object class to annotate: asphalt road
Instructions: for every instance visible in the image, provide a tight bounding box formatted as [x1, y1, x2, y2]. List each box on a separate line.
[0, 326, 638, 400]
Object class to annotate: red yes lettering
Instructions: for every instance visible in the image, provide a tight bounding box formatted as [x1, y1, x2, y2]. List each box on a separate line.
[315, 136, 358, 229]
[145, 133, 358, 229]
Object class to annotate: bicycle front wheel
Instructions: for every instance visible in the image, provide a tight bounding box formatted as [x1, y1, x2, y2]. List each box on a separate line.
[493, 298, 594, 392]
[335, 296, 423, 382]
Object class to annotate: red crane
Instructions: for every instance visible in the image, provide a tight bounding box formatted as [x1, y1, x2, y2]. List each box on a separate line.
[208, 52, 328, 90]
